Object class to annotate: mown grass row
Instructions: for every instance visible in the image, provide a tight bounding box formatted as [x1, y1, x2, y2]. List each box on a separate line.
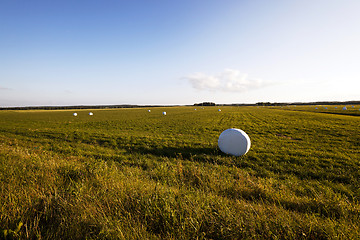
[0, 106, 359, 239]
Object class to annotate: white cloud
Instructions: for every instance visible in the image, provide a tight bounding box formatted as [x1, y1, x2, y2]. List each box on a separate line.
[184, 69, 267, 92]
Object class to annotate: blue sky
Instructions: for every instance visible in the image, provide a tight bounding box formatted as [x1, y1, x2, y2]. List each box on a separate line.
[1, 0, 360, 107]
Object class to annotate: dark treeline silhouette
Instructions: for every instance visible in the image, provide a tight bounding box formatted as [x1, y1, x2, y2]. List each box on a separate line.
[256, 102, 287, 106]
[255, 101, 360, 107]
[0, 104, 175, 111]
[289, 101, 360, 106]
[194, 102, 216, 106]
[1, 101, 359, 111]
[222, 100, 360, 107]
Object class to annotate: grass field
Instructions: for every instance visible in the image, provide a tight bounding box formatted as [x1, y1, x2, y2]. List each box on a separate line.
[0, 106, 359, 239]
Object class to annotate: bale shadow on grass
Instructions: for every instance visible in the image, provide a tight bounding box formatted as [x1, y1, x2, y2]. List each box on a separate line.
[82, 136, 221, 161]
[127, 145, 218, 159]
[83, 143, 239, 167]
[126, 143, 251, 166]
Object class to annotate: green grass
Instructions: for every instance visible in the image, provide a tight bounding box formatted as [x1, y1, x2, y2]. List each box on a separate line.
[0, 106, 359, 239]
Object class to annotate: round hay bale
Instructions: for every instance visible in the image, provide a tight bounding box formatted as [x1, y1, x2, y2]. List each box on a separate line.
[73, 113, 78, 116]
[162, 111, 166, 115]
[218, 128, 251, 156]
[89, 112, 93, 116]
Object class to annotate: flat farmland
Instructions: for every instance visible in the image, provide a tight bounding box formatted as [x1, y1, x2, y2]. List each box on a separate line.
[0, 106, 359, 239]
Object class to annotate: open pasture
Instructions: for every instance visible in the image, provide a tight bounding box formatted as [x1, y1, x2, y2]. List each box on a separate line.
[0, 106, 359, 239]
[276, 105, 360, 117]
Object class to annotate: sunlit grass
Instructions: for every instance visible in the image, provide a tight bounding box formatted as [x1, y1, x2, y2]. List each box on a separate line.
[0, 106, 359, 239]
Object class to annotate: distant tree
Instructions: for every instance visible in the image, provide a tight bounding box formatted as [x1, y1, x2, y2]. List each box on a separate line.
[194, 102, 215, 106]
[256, 102, 271, 106]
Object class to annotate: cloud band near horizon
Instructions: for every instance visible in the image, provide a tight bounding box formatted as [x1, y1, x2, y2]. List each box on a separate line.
[184, 69, 268, 92]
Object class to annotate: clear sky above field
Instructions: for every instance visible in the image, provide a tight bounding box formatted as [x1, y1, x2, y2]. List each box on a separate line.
[1, 0, 359, 107]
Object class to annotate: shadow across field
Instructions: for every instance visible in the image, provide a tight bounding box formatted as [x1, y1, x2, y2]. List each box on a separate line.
[282, 108, 360, 117]
[317, 111, 360, 117]
[127, 145, 218, 159]
[2, 128, 233, 166]
[8, 128, 359, 186]
[87, 144, 226, 165]
[222, 185, 358, 219]
[77, 135, 231, 164]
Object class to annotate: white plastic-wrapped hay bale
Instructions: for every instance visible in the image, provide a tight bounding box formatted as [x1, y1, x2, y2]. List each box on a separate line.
[89, 112, 93, 116]
[218, 128, 251, 156]
[162, 111, 166, 115]
[343, 106, 347, 110]
[315, 107, 318, 110]
[73, 113, 78, 116]
[218, 109, 221, 112]
[148, 110, 151, 112]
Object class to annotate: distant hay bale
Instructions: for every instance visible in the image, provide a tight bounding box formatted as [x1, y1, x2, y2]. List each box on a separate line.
[73, 113, 78, 116]
[89, 112, 93, 116]
[343, 107, 347, 110]
[162, 111, 166, 115]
